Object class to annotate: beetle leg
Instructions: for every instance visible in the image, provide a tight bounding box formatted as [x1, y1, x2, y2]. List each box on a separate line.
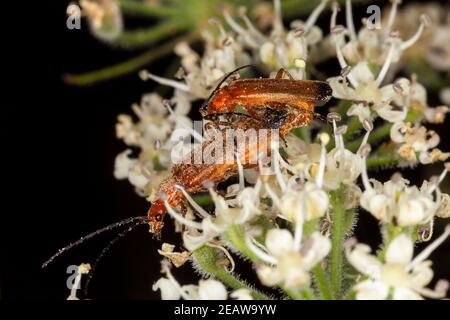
[275, 68, 295, 80]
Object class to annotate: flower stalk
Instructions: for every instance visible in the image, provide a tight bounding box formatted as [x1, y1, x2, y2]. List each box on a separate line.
[313, 264, 332, 300]
[193, 246, 270, 300]
[329, 186, 347, 299]
[64, 33, 199, 85]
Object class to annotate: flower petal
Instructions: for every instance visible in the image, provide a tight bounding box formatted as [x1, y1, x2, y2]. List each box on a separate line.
[230, 288, 254, 300]
[265, 229, 294, 256]
[198, 279, 228, 300]
[152, 277, 182, 300]
[354, 280, 389, 300]
[301, 232, 331, 269]
[346, 243, 382, 277]
[349, 61, 375, 84]
[392, 287, 423, 300]
[385, 234, 413, 266]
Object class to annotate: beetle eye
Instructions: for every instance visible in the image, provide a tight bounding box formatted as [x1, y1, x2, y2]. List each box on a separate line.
[155, 214, 162, 221]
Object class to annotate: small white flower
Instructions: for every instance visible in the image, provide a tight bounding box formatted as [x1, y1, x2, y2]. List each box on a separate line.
[424, 106, 449, 124]
[346, 229, 450, 300]
[152, 277, 182, 300]
[360, 174, 437, 226]
[436, 193, 450, 218]
[347, 102, 371, 123]
[165, 182, 262, 251]
[230, 288, 254, 300]
[225, 0, 328, 78]
[323, 147, 363, 190]
[127, 164, 149, 190]
[390, 122, 449, 164]
[337, 0, 430, 67]
[197, 279, 228, 300]
[143, 28, 250, 100]
[266, 181, 329, 222]
[328, 64, 409, 123]
[153, 262, 234, 300]
[251, 229, 331, 289]
[113, 149, 135, 180]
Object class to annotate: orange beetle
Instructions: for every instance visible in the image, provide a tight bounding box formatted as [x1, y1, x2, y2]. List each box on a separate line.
[148, 66, 332, 235]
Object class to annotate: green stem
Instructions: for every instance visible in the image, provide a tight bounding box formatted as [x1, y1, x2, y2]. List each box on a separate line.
[282, 287, 304, 300]
[193, 246, 270, 300]
[313, 265, 332, 300]
[405, 57, 450, 91]
[343, 117, 362, 140]
[281, 286, 315, 300]
[193, 194, 214, 207]
[366, 154, 398, 169]
[119, 0, 178, 18]
[346, 123, 392, 152]
[344, 290, 356, 300]
[281, 0, 372, 18]
[225, 224, 317, 300]
[113, 21, 190, 48]
[301, 288, 317, 300]
[224, 224, 262, 262]
[329, 186, 346, 299]
[64, 33, 199, 85]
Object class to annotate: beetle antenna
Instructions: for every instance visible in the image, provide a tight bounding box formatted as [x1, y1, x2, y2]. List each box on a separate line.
[201, 64, 254, 114]
[42, 216, 148, 268]
[83, 220, 147, 296]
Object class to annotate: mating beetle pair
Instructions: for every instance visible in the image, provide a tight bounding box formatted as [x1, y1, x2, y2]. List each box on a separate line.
[148, 65, 332, 235]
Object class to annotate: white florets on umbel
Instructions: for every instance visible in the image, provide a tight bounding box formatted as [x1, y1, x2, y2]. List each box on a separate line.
[249, 229, 331, 289]
[360, 159, 450, 226]
[338, 0, 431, 66]
[153, 260, 250, 300]
[390, 122, 450, 165]
[327, 1, 440, 127]
[346, 226, 450, 300]
[225, 0, 329, 78]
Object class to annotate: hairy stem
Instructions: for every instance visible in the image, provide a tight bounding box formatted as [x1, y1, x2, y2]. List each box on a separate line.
[366, 154, 398, 169]
[346, 123, 392, 152]
[193, 246, 270, 300]
[119, 0, 178, 18]
[225, 224, 262, 262]
[113, 21, 190, 48]
[282, 0, 372, 18]
[329, 186, 346, 299]
[281, 286, 316, 300]
[64, 33, 198, 85]
[343, 116, 362, 140]
[313, 264, 332, 300]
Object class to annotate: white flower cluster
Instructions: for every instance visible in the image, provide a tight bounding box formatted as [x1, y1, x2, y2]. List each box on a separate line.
[112, 0, 450, 300]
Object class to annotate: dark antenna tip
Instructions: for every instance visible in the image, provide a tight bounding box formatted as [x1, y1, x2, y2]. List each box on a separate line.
[42, 216, 148, 269]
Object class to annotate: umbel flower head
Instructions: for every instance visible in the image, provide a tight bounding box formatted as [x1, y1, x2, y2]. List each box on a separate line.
[103, 0, 450, 300]
[346, 226, 450, 300]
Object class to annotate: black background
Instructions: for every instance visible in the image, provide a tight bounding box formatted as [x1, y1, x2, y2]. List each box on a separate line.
[2, 0, 450, 300]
